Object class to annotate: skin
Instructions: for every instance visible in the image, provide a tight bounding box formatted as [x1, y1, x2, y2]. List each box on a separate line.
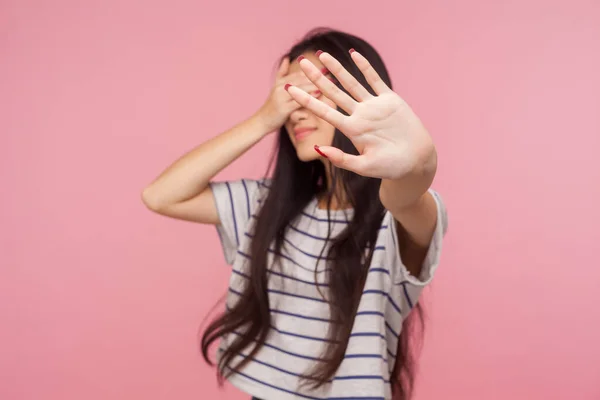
[281, 52, 349, 208]
[142, 49, 439, 277]
[283, 52, 337, 163]
[284, 50, 439, 276]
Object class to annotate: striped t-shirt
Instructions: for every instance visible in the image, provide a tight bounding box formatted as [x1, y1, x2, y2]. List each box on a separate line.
[210, 179, 448, 400]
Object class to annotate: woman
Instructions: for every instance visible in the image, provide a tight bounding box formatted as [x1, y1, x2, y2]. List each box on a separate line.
[142, 28, 448, 400]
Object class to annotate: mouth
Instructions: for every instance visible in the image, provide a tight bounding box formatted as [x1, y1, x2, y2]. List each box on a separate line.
[294, 127, 316, 141]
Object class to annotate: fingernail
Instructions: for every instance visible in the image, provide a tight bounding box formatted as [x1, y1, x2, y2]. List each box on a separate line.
[320, 67, 329, 74]
[316, 50, 323, 57]
[349, 48, 355, 54]
[314, 145, 328, 158]
[284, 83, 291, 91]
[297, 55, 305, 62]
[311, 90, 321, 97]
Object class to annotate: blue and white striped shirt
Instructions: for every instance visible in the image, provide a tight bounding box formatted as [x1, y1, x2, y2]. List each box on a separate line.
[210, 179, 448, 400]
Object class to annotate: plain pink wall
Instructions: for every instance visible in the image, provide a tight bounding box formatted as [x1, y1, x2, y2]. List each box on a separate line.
[2, 0, 599, 399]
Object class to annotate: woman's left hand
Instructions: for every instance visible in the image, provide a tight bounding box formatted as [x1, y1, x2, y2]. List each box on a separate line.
[286, 50, 436, 180]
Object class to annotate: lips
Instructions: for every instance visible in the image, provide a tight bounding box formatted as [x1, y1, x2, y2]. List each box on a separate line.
[294, 127, 316, 141]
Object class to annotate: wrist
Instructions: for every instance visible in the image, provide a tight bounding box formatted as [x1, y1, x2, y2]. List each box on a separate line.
[253, 105, 282, 134]
[380, 151, 436, 211]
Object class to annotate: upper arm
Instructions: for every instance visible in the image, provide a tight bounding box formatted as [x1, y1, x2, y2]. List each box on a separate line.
[144, 179, 265, 265]
[209, 179, 266, 264]
[143, 186, 221, 225]
[387, 190, 448, 281]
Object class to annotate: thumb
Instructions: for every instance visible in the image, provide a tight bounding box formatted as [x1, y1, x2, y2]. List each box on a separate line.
[276, 57, 290, 80]
[314, 145, 366, 174]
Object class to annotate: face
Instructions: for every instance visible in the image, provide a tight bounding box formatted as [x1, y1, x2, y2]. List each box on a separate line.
[284, 52, 337, 162]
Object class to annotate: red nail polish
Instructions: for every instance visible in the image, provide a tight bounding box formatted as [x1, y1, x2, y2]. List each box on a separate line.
[297, 55, 305, 62]
[314, 145, 328, 158]
[284, 83, 291, 91]
[316, 50, 323, 57]
[349, 48, 355, 54]
[320, 67, 329, 74]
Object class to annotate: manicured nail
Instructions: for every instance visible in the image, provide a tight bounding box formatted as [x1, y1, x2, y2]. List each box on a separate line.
[320, 67, 329, 74]
[311, 90, 321, 97]
[314, 145, 328, 158]
[316, 50, 323, 57]
[297, 55, 305, 62]
[284, 83, 291, 91]
[349, 48, 356, 54]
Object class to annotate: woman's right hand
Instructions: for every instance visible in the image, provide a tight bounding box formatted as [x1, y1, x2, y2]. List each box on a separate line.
[255, 57, 320, 133]
[143, 59, 318, 223]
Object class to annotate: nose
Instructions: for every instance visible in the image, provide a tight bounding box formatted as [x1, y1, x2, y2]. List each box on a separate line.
[289, 107, 309, 124]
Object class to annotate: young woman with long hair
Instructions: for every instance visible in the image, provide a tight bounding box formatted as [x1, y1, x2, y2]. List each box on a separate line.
[143, 28, 448, 400]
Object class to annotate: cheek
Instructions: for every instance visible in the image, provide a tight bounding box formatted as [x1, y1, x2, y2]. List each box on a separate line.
[285, 124, 297, 146]
[319, 124, 336, 144]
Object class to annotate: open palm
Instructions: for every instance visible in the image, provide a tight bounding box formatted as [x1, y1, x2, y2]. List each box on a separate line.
[286, 50, 435, 180]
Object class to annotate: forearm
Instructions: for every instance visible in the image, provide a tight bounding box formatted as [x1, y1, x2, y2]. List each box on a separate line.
[142, 113, 272, 210]
[379, 147, 438, 248]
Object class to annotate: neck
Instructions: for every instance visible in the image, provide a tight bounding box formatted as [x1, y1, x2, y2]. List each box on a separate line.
[318, 162, 350, 210]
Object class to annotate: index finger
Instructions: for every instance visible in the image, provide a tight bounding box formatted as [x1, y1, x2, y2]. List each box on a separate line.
[285, 84, 347, 129]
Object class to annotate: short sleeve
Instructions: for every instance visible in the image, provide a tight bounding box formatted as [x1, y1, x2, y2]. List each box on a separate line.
[209, 179, 267, 265]
[385, 189, 448, 286]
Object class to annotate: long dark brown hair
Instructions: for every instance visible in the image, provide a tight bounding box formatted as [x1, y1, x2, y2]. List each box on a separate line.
[201, 28, 425, 400]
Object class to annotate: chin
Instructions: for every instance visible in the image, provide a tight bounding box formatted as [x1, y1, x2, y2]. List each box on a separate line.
[295, 144, 321, 162]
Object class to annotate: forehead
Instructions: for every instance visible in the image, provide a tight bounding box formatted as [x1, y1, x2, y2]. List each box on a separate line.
[287, 51, 324, 75]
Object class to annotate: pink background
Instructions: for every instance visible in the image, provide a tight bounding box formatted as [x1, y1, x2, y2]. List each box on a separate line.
[2, 0, 599, 399]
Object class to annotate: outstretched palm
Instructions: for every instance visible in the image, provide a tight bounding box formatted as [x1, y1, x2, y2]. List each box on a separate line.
[286, 50, 435, 180]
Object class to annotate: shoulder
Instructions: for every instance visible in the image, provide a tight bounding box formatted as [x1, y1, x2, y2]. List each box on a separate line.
[211, 178, 271, 201]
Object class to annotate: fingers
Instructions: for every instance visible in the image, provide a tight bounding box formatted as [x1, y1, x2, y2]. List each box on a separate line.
[297, 56, 357, 114]
[318, 52, 373, 101]
[278, 72, 318, 96]
[349, 49, 391, 95]
[280, 74, 319, 99]
[285, 84, 346, 129]
[296, 82, 319, 93]
[276, 58, 290, 80]
[313, 145, 367, 174]
[277, 71, 310, 85]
